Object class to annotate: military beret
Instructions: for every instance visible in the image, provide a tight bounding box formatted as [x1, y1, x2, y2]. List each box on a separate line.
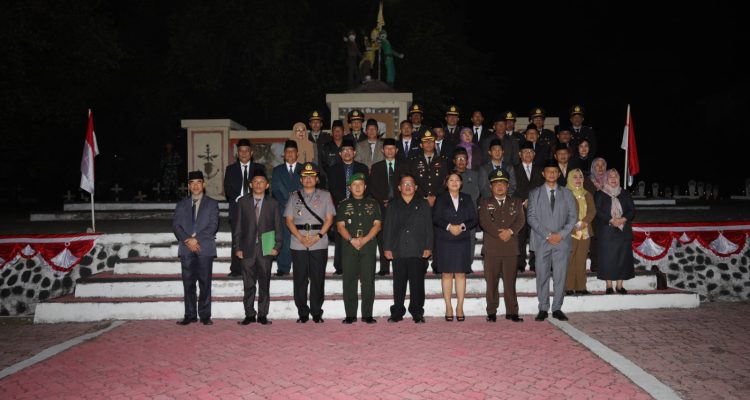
[347, 172, 366, 186]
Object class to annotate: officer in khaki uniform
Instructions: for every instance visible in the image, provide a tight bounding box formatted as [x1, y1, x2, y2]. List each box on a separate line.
[336, 172, 382, 324]
[478, 169, 526, 322]
[284, 163, 336, 324]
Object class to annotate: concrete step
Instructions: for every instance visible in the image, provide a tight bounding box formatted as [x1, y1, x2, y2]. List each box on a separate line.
[147, 242, 488, 258]
[75, 271, 657, 298]
[114, 257, 492, 275]
[34, 289, 700, 323]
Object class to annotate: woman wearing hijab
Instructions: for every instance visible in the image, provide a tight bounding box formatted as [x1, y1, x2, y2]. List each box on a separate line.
[564, 169, 596, 295]
[456, 127, 482, 170]
[587, 157, 607, 195]
[433, 171, 478, 321]
[584, 157, 607, 272]
[291, 122, 315, 164]
[594, 169, 635, 294]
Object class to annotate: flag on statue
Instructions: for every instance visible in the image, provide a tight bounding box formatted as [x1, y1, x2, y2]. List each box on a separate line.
[620, 104, 639, 187]
[80, 109, 99, 194]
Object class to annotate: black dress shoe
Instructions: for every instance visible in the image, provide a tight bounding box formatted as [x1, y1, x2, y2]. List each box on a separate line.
[606, 287, 614, 294]
[238, 316, 256, 325]
[579, 290, 591, 295]
[227, 272, 241, 278]
[200, 318, 213, 325]
[505, 314, 523, 322]
[552, 310, 568, 321]
[362, 317, 377, 324]
[616, 287, 628, 294]
[377, 270, 388, 276]
[296, 317, 309, 323]
[535, 311, 548, 321]
[275, 271, 288, 277]
[413, 316, 425, 324]
[176, 317, 198, 325]
[342, 317, 356, 324]
[258, 316, 272, 325]
[565, 290, 575, 296]
[387, 316, 402, 323]
[334, 270, 343, 275]
[486, 314, 497, 322]
[312, 316, 324, 323]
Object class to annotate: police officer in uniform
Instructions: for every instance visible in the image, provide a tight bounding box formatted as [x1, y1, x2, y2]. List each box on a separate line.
[408, 103, 430, 141]
[308, 110, 332, 163]
[336, 172, 382, 324]
[529, 107, 556, 149]
[478, 169, 526, 322]
[284, 163, 336, 323]
[408, 130, 448, 207]
[444, 105, 463, 146]
[347, 109, 367, 142]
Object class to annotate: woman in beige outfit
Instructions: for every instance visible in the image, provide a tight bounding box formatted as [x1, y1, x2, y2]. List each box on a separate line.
[565, 168, 596, 295]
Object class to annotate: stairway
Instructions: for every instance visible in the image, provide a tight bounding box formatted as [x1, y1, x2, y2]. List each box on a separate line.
[34, 234, 700, 323]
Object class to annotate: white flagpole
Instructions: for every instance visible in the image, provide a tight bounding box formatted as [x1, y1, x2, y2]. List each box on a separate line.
[623, 104, 630, 189]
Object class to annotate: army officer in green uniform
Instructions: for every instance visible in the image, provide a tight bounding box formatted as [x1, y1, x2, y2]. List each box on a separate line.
[336, 172, 382, 324]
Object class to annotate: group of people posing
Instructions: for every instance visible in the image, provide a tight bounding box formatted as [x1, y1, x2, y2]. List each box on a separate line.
[172, 104, 636, 326]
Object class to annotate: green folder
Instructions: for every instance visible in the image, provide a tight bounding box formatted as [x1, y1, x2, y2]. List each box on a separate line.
[261, 230, 276, 256]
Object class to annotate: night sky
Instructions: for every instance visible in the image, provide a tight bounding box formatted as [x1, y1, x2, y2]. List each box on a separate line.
[2, 0, 747, 206]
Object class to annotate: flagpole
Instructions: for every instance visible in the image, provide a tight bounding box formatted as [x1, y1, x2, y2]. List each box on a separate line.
[623, 104, 630, 189]
[90, 190, 96, 232]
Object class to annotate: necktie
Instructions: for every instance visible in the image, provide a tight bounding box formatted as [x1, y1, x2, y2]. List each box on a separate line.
[498, 198, 504, 208]
[475, 127, 479, 140]
[387, 161, 395, 199]
[242, 165, 249, 196]
[427, 156, 432, 165]
[254, 198, 260, 243]
[191, 199, 197, 234]
[289, 164, 294, 178]
[437, 142, 441, 155]
[404, 140, 409, 154]
[526, 165, 531, 180]
[550, 189, 556, 211]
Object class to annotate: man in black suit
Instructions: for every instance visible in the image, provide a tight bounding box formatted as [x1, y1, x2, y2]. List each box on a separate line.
[522, 125, 551, 166]
[553, 143, 572, 187]
[513, 141, 545, 272]
[384, 173, 433, 323]
[224, 139, 266, 278]
[173, 171, 219, 326]
[408, 103, 430, 141]
[480, 115, 520, 167]
[569, 105, 598, 157]
[470, 110, 491, 145]
[433, 126, 454, 162]
[396, 120, 421, 161]
[234, 170, 282, 326]
[368, 138, 407, 275]
[326, 138, 369, 274]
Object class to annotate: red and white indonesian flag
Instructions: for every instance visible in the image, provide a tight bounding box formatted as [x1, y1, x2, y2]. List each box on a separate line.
[620, 104, 640, 187]
[80, 109, 99, 194]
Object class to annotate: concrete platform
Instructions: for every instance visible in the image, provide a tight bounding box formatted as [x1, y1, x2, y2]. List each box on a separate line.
[33, 289, 698, 323]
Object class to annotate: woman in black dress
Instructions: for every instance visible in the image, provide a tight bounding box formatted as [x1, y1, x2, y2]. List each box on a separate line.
[594, 169, 635, 293]
[433, 171, 478, 321]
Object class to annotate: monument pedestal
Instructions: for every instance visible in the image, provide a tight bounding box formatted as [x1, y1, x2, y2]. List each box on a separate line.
[326, 92, 412, 138]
